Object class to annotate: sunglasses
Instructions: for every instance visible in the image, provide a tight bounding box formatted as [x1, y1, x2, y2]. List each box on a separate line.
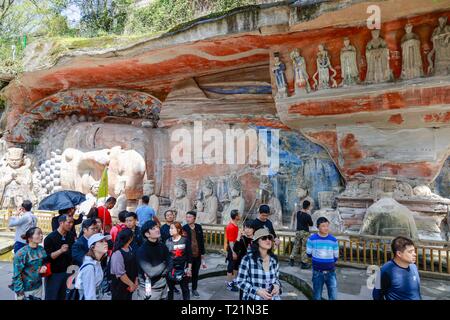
[260, 236, 273, 241]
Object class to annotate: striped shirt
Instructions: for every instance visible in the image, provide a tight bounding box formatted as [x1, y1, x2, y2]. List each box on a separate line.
[306, 233, 339, 271]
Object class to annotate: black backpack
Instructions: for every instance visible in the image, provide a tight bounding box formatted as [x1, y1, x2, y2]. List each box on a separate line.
[65, 263, 94, 300]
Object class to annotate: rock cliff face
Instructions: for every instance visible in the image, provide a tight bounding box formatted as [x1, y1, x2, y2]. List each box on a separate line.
[0, 0, 449, 235]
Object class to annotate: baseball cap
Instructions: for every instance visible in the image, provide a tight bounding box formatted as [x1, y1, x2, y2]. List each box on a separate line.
[88, 233, 111, 248]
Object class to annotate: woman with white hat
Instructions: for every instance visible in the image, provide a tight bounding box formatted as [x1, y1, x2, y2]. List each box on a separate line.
[75, 233, 110, 300]
[235, 227, 282, 300]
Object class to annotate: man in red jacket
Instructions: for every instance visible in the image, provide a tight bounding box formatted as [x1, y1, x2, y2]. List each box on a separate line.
[225, 209, 241, 292]
[97, 197, 116, 234]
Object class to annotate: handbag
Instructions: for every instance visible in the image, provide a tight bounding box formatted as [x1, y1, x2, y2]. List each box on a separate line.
[41, 263, 52, 278]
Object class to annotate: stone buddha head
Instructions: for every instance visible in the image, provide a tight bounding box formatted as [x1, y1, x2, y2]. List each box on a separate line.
[371, 29, 380, 40]
[405, 23, 413, 34]
[6, 147, 24, 169]
[273, 52, 281, 65]
[202, 178, 214, 198]
[343, 37, 350, 48]
[175, 178, 187, 199]
[90, 181, 100, 197]
[290, 48, 300, 60]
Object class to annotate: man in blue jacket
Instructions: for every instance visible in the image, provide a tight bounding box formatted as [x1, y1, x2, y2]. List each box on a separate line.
[72, 218, 99, 266]
[373, 236, 421, 300]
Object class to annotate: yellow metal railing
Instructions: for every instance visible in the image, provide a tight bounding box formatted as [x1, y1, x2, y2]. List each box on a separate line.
[0, 210, 57, 234]
[201, 225, 450, 276]
[1, 214, 448, 276]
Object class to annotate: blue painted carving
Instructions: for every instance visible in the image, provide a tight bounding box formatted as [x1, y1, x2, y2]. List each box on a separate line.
[255, 125, 344, 221]
[202, 85, 273, 95]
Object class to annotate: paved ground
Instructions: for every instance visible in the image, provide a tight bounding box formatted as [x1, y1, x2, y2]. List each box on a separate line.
[1, 251, 448, 300]
[0, 253, 307, 300]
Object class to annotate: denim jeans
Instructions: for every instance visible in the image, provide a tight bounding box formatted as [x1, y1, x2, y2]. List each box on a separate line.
[312, 269, 337, 300]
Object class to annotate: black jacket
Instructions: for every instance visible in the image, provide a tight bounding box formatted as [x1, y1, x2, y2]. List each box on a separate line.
[72, 235, 89, 267]
[182, 223, 205, 256]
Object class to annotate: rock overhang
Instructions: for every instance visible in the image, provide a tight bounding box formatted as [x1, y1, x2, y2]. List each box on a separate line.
[0, 0, 449, 184]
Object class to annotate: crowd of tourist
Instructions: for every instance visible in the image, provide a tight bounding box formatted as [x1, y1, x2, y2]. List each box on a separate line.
[8, 194, 422, 301]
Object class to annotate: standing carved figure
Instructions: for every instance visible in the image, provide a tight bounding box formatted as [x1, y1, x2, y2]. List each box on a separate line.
[290, 48, 311, 94]
[313, 44, 337, 90]
[143, 179, 160, 219]
[401, 23, 423, 80]
[272, 52, 288, 98]
[427, 16, 450, 76]
[222, 175, 245, 225]
[196, 177, 219, 225]
[340, 37, 360, 86]
[170, 177, 192, 223]
[365, 29, 393, 84]
[259, 176, 283, 230]
[0, 148, 34, 209]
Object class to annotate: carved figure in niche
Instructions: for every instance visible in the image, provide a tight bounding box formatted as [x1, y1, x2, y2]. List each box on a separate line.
[222, 175, 245, 225]
[143, 180, 160, 219]
[340, 37, 360, 86]
[365, 29, 393, 84]
[340, 180, 360, 197]
[111, 177, 127, 218]
[313, 44, 337, 90]
[371, 177, 397, 199]
[428, 16, 450, 76]
[272, 52, 288, 98]
[401, 23, 424, 80]
[290, 48, 311, 94]
[195, 177, 219, 225]
[393, 181, 414, 199]
[0, 148, 34, 209]
[259, 176, 283, 229]
[170, 177, 192, 223]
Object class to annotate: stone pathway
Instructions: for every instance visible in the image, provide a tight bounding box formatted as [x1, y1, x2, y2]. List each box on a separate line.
[0, 254, 307, 300]
[0, 252, 448, 300]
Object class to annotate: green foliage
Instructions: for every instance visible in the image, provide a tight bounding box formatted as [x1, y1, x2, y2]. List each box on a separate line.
[125, 0, 194, 35]
[125, 0, 260, 35]
[72, 0, 133, 37]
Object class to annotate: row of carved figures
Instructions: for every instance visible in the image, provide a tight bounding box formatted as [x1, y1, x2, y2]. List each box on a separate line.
[142, 175, 285, 229]
[273, 17, 450, 98]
